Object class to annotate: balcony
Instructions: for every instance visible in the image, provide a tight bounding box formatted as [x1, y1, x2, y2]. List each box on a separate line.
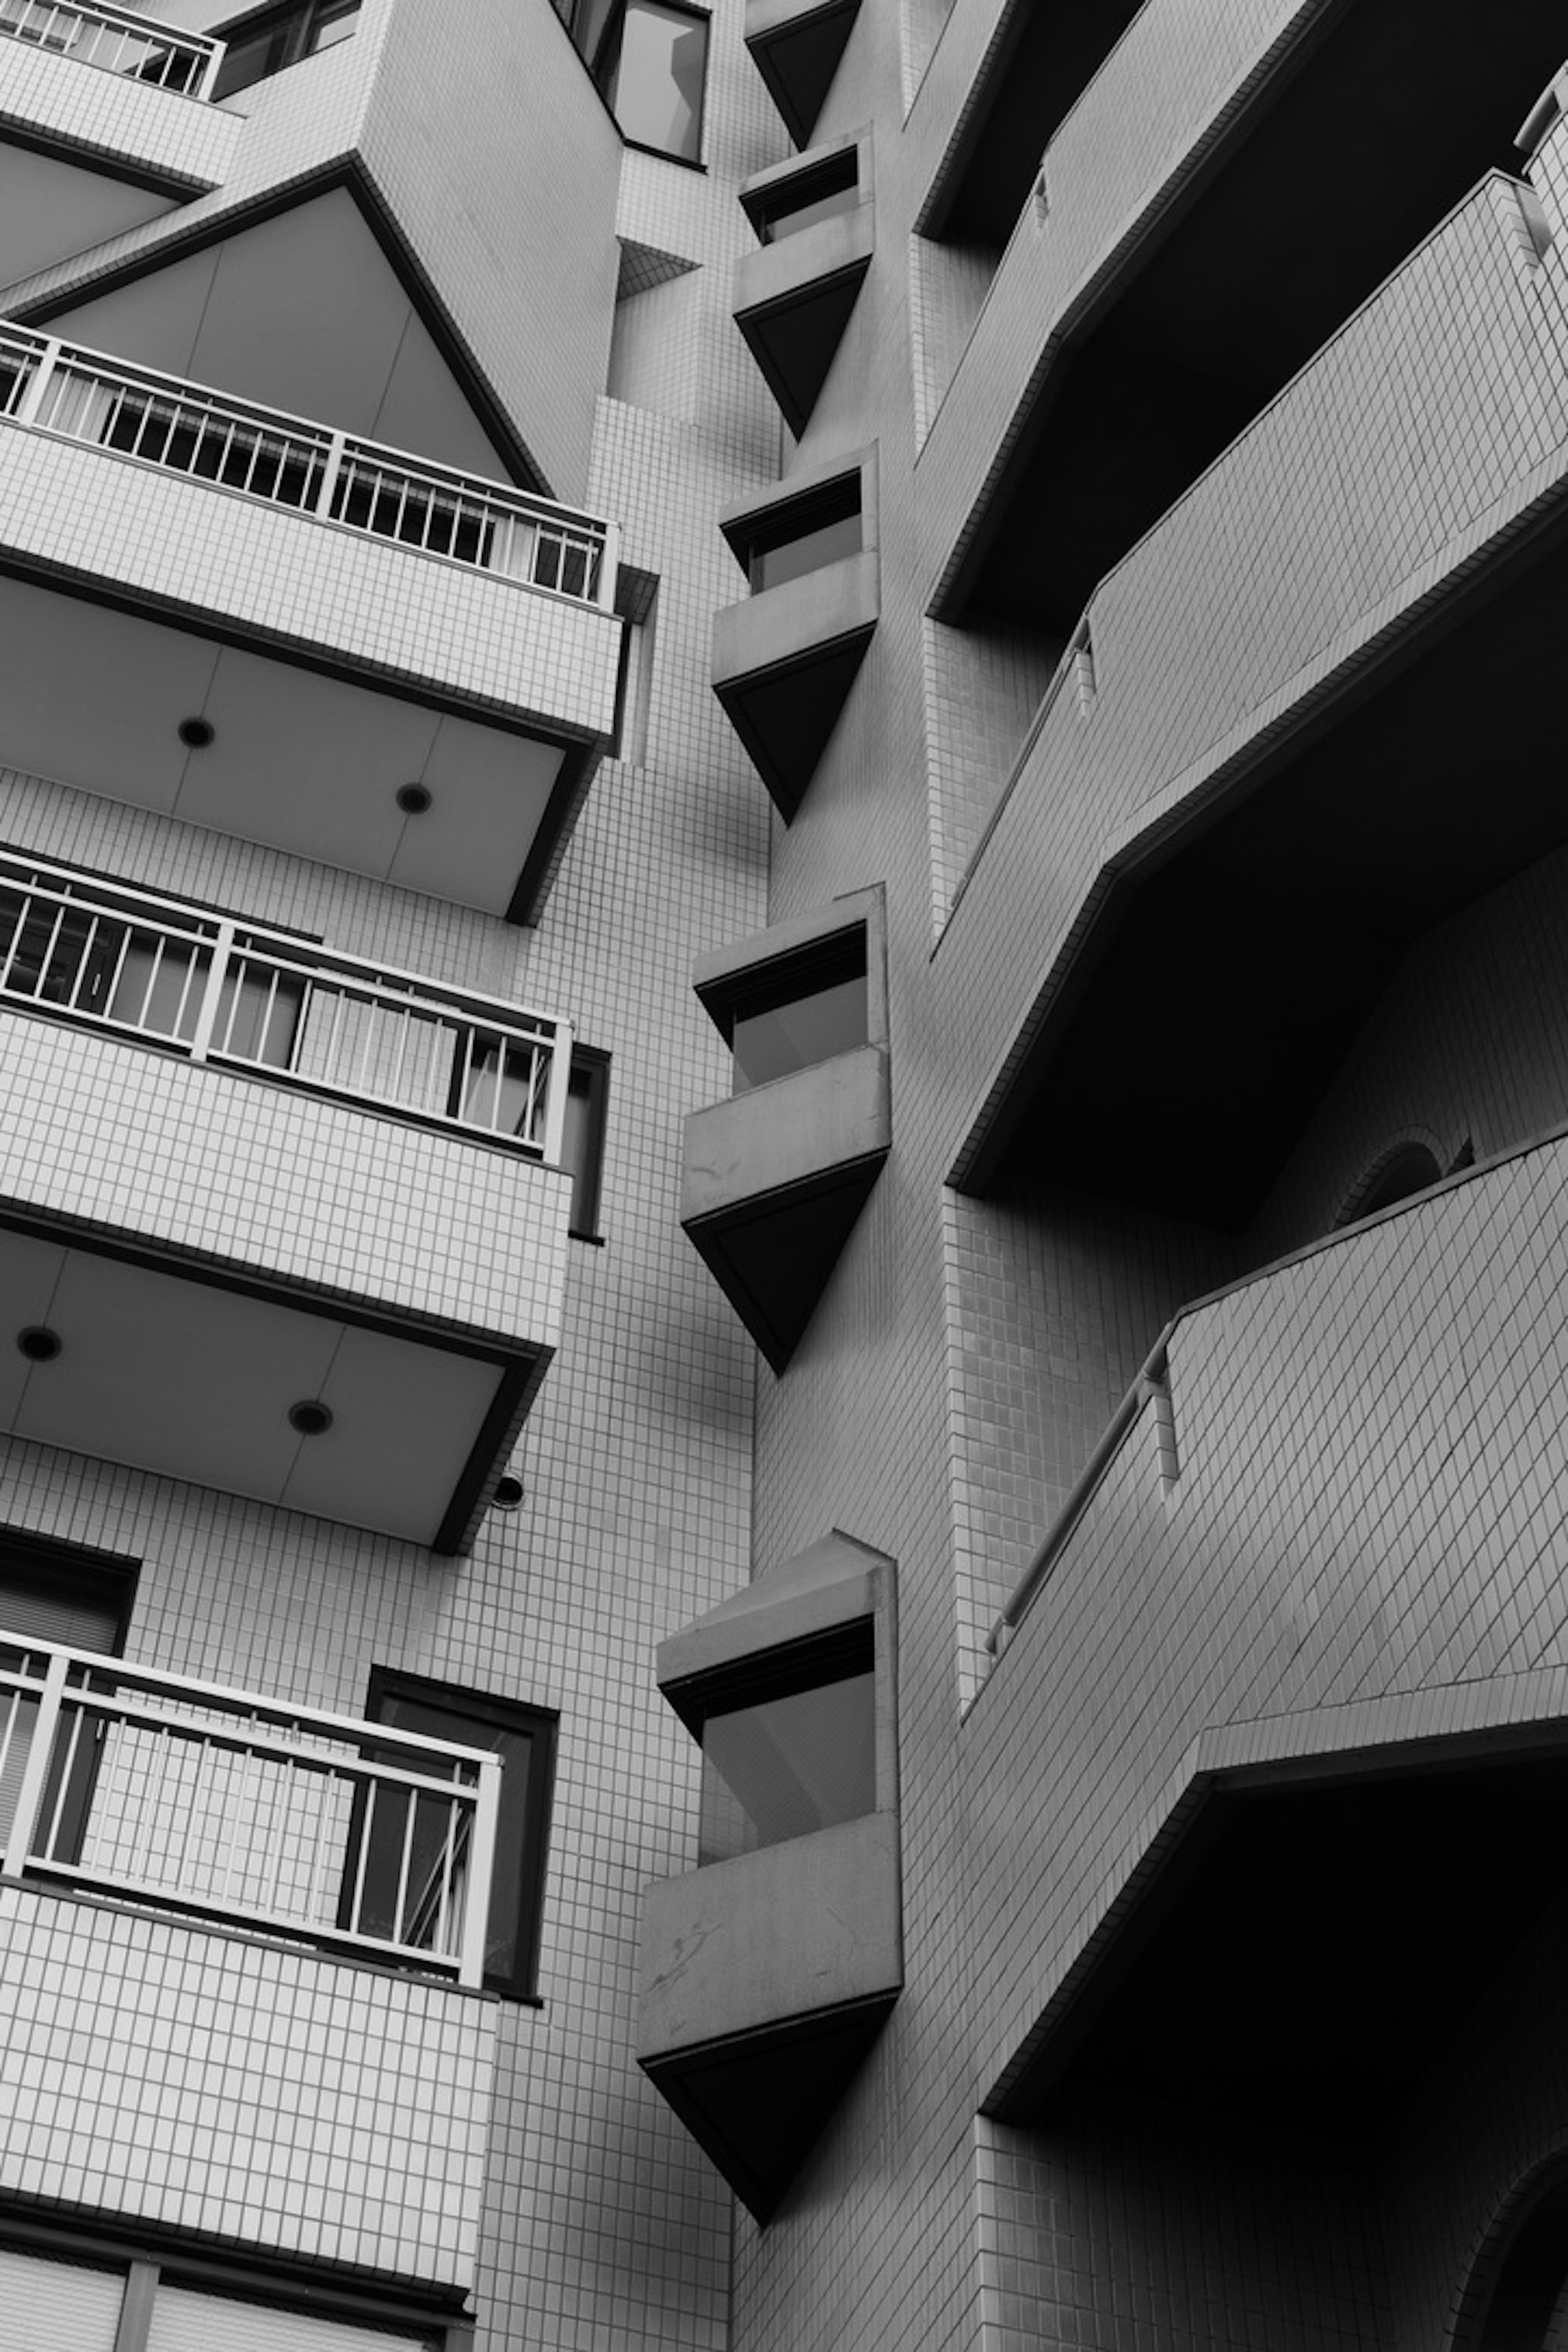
[680, 889, 889, 1370]
[941, 168, 1568, 1218]
[733, 136, 872, 434]
[0, 325, 625, 919]
[744, 0, 859, 149]
[0, 1633, 499, 2286]
[967, 1130, 1568, 2139]
[639, 1532, 901, 2221]
[0, 0, 239, 283]
[0, 847, 575, 1549]
[712, 450, 878, 821]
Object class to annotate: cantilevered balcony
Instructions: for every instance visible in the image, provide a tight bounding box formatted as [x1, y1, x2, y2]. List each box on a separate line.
[734, 136, 872, 434]
[712, 450, 878, 820]
[0, 325, 625, 918]
[0, 848, 575, 1549]
[640, 1533, 901, 2221]
[972, 1129, 1568, 2142]
[0, 0, 238, 282]
[0, 1635, 498, 2286]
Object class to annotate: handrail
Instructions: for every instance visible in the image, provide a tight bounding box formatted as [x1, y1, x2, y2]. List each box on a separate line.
[0, 846, 575, 1164]
[0, 320, 620, 609]
[0, 1632, 501, 1986]
[0, 0, 223, 96]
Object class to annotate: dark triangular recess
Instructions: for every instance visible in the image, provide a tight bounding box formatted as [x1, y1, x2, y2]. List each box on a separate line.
[684, 1153, 885, 1370]
[747, 0, 862, 148]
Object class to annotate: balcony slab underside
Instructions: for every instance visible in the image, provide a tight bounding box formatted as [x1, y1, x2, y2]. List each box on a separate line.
[973, 1129, 1568, 2130]
[733, 205, 871, 436]
[0, 427, 623, 917]
[0, 1012, 570, 1548]
[681, 1043, 890, 1370]
[0, 1880, 493, 2290]
[712, 549, 877, 821]
[639, 1811, 901, 2221]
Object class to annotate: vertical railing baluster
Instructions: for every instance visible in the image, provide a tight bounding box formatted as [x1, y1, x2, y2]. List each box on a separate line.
[9, 336, 59, 430]
[186, 918, 232, 1062]
[392, 1783, 418, 1947]
[39, 1698, 87, 1862]
[541, 1019, 572, 1166]
[346, 1775, 377, 1938]
[458, 1757, 499, 1989]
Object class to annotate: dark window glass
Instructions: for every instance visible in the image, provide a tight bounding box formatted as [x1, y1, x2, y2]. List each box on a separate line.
[0, 1535, 138, 1868]
[210, 0, 361, 98]
[361, 1670, 556, 2000]
[753, 153, 859, 244]
[696, 1630, 876, 1864]
[604, 0, 707, 160]
[725, 928, 867, 1094]
[741, 477, 863, 592]
[561, 1047, 610, 1238]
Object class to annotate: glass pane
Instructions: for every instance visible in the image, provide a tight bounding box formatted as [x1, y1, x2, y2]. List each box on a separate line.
[760, 178, 859, 243]
[749, 509, 862, 591]
[0, 2249, 122, 2351]
[732, 970, 867, 1092]
[147, 2284, 433, 2351]
[699, 1671, 875, 1863]
[612, 1, 706, 160]
[305, 0, 360, 52]
[210, 21, 295, 97]
[371, 1693, 536, 1987]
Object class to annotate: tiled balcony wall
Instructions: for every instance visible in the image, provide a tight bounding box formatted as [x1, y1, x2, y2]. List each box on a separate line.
[0, 0, 239, 187]
[969, 1123, 1568, 2100]
[0, 1878, 495, 2286]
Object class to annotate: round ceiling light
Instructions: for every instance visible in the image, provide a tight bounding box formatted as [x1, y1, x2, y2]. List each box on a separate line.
[178, 717, 216, 750]
[16, 1325, 62, 1362]
[287, 1399, 334, 1436]
[396, 782, 433, 815]
[492, 1473, 526, 1511]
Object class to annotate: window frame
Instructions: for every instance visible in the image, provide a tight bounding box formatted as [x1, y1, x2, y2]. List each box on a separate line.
[363, 1666, 557, 2004]
[563, 1045, 611, 1241]
[208, 0, 361, 100]
[0, 2218, 462, 2351]
[558, 0, 710, 164]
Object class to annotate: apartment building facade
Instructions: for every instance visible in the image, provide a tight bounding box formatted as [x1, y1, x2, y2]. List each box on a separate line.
[5, 0, 1568, 2346]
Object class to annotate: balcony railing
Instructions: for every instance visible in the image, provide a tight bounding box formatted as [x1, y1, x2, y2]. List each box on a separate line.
[0, 1634, 501, 1985]
[0, 0, 222, 96]
[0, 323, 619, 608]
[0, 849, 575, 1162]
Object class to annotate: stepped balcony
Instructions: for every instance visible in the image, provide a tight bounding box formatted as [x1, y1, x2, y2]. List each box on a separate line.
[0, 324, 625, 918]
[0, 0, 240, 281]
[0, 846, 576, 1549]
[0, 1632, 499, 2287]
[971, 1128, 1568, 2145]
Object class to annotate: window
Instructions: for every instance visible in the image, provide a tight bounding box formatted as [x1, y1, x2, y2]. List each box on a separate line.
[0, 2237, 445, 2351]
[0, 1533, 138, 1862]
[750, 151, 860, 245]
[209, 0, 360, 100]
[694, 1622, 876, 1864]
[557, 0, 708, 162]
[722, 928, 868, 1094]
[737, 475, 863, 593]
[561, 1046, 610, 1238]
[362, 1669, 556, 2000]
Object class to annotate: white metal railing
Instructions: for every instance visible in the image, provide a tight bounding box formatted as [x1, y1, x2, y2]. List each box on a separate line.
[0, 0, 222, 96]
[0, 1635, 501, 1986]
[0, 322, 619, 608]
[0, 848, 575, 1164]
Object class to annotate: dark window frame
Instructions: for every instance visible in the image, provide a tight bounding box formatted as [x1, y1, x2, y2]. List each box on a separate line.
[749, 149, 860, 245]
[564, 1046, 611, 1241]
[209, 0, 361, 100]
[363, 1666, 557, 2004]
[735, 474, 864, 593]
[557, 0, 710, 164]
[704, 924, 869, 1095]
